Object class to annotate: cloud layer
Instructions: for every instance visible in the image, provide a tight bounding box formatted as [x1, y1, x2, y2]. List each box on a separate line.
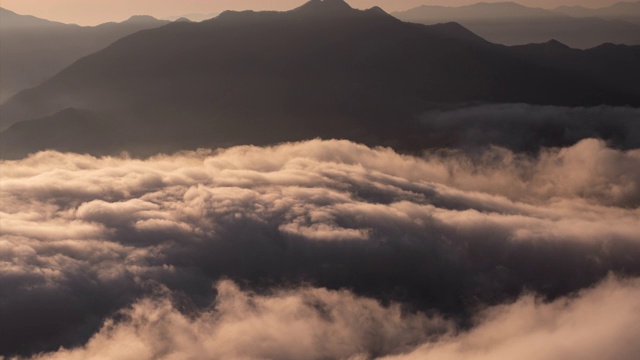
[30, 280, 450, 360]
[1, 139, 640, 357]
[382, 277, 640, 360]
[27, 277, 640, 360]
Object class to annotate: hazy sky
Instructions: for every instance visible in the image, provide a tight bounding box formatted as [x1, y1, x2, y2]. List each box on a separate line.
[2, 0, 624, 25]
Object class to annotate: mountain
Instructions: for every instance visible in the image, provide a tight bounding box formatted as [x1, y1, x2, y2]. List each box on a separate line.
[0, 7, 170, 102]
[393, 2, 640, 49]
[1, 0, 639, 159]
[554, 1, 640, 25]
[395, 2, 562, 21]
[165, 13, 218, 22]
[512, 40, 640, 102]
[0, 6, 71, 28]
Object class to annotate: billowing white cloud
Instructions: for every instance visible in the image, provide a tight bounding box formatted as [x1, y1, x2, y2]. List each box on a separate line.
[381, 277, 640, 360]
[26, 277, 640, 360]
[29, 280, 450, 360]
[1, 139, 639, 356]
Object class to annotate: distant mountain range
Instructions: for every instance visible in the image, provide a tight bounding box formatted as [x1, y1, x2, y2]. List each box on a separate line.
[1, 0, 639, 159]
[554, 1, 640, 24]
[393, 1, 640, 48]
[0, 7, 170, 102]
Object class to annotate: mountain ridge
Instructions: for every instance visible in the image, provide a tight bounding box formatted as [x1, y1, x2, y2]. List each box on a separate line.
[0, 7, 74, 28]
[393, 1, 640, 48]
[1, 0, 638, 158]
[0, 7, 171, 102]
[554, 1, 640, 24]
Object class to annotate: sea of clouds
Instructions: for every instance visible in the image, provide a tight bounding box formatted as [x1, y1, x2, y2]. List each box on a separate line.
[1, 138, 640, 359]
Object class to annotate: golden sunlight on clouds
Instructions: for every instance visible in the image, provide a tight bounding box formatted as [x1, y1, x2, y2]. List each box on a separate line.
[2, 139, 639, 357]
[27, 278, 640, 360]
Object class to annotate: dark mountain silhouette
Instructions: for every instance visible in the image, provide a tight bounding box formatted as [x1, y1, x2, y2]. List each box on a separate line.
[1, 0, 639, 159]
[554, 1, 640, 25]
[512, 41, 640, 98]
[393, 2, 640, 49]
[296, 0, 354, 13]
[0, 109, 121, 159]
[0, 7, 170, 102]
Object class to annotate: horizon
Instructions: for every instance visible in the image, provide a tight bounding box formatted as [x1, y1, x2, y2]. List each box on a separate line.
[1, 0, 628, 25]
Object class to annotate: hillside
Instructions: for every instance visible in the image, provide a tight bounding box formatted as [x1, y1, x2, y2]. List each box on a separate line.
[0, 7, 170, 102]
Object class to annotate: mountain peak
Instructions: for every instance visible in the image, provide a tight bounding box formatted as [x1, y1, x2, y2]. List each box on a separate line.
[294, 0, 357, 16]
[544, 39, 571, 49]
[366, 6, 388, 15]
[538, 39, 574, 53]
[124, 15, 160, 23]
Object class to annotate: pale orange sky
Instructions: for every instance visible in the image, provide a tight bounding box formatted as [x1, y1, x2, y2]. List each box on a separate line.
[1, 0, 623, 25]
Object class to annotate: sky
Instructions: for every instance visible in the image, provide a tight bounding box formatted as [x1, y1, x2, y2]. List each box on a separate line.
[1, 0, 624, 25]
